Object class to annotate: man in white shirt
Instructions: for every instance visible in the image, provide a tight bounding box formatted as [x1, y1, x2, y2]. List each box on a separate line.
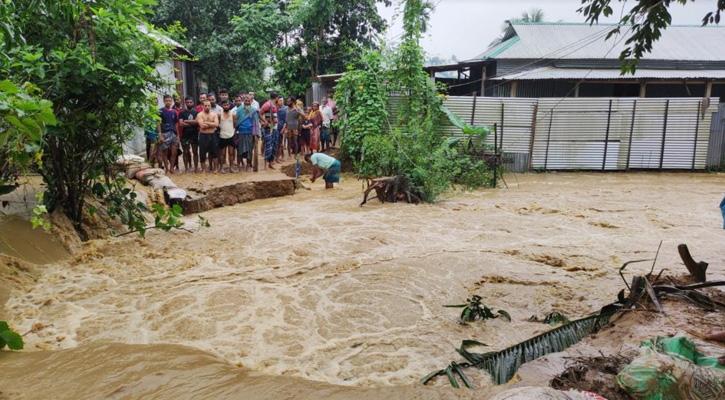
[321, 98, 334, 151]
[305, 152, 340, 189]
[249, 90, 260, 110]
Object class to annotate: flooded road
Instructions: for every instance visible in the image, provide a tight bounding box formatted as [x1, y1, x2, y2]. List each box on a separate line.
[1, 172, 724, 399]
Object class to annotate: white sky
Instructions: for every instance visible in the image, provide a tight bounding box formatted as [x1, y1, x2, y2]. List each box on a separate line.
[377, 0, 719, 61]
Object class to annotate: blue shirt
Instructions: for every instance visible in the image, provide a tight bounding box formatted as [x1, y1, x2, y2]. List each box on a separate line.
[276, 106, 287, 132]
[236, 106, 256, 134]
[159, 107, 178, 133]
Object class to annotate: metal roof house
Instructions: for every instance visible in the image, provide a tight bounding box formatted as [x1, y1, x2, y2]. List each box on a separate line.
[427, 22, 725, 101]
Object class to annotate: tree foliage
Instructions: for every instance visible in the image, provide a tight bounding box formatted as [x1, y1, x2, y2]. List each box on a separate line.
[154, 0, 390, 97]
[336, 0, 493, 203]
[151, 0, 269, 94]
[0, 80, 56, 196]
[579, 0, 725, 74]
[2, 0, 175, 237]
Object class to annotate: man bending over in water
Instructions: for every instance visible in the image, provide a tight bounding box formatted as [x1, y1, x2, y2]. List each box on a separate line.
[305, 152, 341, 189]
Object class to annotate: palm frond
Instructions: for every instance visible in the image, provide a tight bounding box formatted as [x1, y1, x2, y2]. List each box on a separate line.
[424, 306, 619, 387]
[460, 310, 615, 385]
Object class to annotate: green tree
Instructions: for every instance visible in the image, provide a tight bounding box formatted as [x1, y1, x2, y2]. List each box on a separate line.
[2, 0, 173, 237]
[0, 2, 57, 196]
[151, 0, 267, 94]
[242, 0, 391, 97]
[337, 0, 493, 202]
[579, 0, 724, 73]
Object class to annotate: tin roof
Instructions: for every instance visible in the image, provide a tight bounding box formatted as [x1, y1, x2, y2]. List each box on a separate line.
[470, 22, 725, 62]
[489, 66, 725, 81]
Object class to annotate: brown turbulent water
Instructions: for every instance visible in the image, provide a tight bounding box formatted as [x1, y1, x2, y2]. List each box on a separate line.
[1, 172, 724, 399]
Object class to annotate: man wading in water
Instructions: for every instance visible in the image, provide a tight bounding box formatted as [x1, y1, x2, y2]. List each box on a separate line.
[305, 152, 341, 189]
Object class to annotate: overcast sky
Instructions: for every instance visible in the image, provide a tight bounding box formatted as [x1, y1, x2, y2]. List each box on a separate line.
[376, 0, 718, 61]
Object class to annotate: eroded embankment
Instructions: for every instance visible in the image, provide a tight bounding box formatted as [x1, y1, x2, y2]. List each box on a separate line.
[181, 178, 296, 214]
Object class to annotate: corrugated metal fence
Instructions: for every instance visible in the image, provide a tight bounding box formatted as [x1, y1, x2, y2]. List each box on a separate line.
[399, 96, 721, 172]
[707, 103, 725, 169]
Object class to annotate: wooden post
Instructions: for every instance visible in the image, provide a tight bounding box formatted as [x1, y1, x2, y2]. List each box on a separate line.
[470, 95, 477, 125]
[639, 82, 647, 98]
[602, 99, 613, 171]
[692, 100, 701, 170]
[500, 103, 505, 151]
[705, 81, 713, 99]
[574, 82, 580, 98]
[528, 103, 539, 171]
[252, 136, 259, 172]
[625, 100, 637, 170]
[544, 110, 554, 170]
[659, 99, 669, 171]
[493, 123, 498, 188]
[510, 81, 518, 98]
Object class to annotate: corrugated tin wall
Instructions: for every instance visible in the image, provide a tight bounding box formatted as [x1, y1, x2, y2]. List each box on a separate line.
[707, 103, 725, 168]
[387, 95, 719, 172]
[532, 98, 716, 170]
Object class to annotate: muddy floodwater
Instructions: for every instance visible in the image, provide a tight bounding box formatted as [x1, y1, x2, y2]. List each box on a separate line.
[1, 172, 724, 399]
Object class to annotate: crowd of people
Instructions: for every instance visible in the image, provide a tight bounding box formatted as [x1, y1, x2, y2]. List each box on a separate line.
[145, 90, 339, 176]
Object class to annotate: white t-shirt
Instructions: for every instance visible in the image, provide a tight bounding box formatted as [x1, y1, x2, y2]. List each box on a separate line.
[321, 105, 334, 128]
[211, 104, 223, 115]
[251, 100, 260, 110]
[310, 153, 337, 170]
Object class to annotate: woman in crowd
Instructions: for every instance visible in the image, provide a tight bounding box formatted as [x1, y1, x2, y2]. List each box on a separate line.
[308, 101, 323, 153]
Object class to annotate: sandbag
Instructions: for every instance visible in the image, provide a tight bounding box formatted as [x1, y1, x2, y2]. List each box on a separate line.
[116, 154, 145, 165]
[617, 335, 725, 399]
[149, 176, 175, 191]
[125, 162, 151, 179]
[165, 187, 186, 200]
[134, 168, 164, 184]
[490, 386, 606, 400]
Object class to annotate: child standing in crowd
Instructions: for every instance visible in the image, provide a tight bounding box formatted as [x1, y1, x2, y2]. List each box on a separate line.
[300, 107, 312, 155]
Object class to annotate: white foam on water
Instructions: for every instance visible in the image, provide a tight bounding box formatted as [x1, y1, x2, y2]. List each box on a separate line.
[5, 172, 725, 387]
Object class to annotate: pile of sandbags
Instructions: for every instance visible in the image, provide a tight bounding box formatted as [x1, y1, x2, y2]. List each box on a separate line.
[133, 168, 187, 202]
[115, 155, 187, 204]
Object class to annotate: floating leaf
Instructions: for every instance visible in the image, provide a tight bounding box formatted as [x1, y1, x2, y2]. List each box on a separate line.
[0, 330, 23, 350]
[497, 310, 512, 322]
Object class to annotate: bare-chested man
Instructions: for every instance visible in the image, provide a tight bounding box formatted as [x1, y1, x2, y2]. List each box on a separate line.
[196, 100, 220, 173]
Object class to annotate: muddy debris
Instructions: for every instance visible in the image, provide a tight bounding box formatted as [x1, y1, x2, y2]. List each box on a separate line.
[551, 355, 635, 400]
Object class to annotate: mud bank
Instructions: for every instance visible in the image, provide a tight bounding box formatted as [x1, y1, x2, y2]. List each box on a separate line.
[1, 172, 725, 399]
[181, 178, 296, 214]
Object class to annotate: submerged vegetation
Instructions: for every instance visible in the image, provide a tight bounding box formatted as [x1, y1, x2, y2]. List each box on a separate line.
[444, 295, 511, 325]
[0, 321, 23, 351]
